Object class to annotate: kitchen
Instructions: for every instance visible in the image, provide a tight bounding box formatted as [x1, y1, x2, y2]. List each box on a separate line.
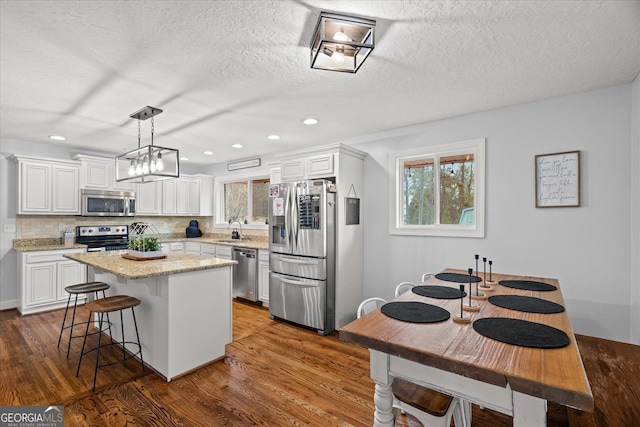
[1, 1, 639, 426]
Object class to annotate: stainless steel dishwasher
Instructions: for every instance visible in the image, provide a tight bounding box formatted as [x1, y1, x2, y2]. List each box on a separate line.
[232, 247, 259, 303]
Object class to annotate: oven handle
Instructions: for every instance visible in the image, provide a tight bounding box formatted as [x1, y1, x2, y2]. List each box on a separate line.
[86, 247, 106, 252]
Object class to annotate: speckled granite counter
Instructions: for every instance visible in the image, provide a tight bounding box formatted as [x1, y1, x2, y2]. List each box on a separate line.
[14, 236, 268, 252]
[13, 238, 87, 252]
[64, 251, 236, 280]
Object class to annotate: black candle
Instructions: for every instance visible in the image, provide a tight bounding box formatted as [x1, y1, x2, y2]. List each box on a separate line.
[489, 260, 493, 281]
[483, 257, 487, 283]
[475, 254, 479, 279]
[459, 284, 465, 317]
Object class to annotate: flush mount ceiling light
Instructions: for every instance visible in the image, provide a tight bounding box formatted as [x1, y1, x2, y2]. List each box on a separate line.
[48, 135, 66, 141]
[268, 134, 280, 140]
[303, 118, 319, 125]
[115, 106, 180, 183]
[310, 12, 375, 73]
[232, 144, 243, 149]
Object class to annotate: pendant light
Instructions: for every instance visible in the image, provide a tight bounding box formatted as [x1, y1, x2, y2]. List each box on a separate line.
[115, 106, 180, 183]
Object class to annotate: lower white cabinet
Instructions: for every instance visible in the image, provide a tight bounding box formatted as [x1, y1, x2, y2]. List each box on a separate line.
[215, 245, 232, 260]
[258, 250, 269, 305]
[18, 249, 87, 315]
[184, 241, 201, 255]
[161, 242, 185, 254]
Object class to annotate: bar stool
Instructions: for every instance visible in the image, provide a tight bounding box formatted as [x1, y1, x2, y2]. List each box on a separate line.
[76, 295, 144, 392]
[57, 281, 112, 358]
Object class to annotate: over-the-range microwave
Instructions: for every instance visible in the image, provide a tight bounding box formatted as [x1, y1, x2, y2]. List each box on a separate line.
[80, 189, 136, 217]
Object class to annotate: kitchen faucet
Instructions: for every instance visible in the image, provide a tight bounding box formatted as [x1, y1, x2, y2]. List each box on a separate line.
[228, 220, 245, 240]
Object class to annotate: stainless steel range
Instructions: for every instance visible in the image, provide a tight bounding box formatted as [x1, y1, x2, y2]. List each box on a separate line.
[76, 225, 129, 252]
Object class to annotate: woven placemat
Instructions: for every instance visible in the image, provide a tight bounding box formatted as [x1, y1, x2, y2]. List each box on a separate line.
[381, 301, 450, 323]
[473, 317, 570, 348]
[498, 280, 557, 292]
[413, 285, 467, 300]
[488, 295, 565, 314]
[436, 272, 482, 283]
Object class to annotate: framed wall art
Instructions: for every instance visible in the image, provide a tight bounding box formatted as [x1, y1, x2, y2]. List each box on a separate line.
[535, 150, 580, 208]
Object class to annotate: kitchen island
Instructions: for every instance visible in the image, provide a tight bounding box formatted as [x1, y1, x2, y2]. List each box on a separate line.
[65, 251, 236, 381]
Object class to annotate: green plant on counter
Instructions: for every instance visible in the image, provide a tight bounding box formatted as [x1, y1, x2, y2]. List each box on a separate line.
[128, 236, 160, 252]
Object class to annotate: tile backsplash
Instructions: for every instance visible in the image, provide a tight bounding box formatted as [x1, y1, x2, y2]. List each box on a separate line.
[16, 216, 268, 239]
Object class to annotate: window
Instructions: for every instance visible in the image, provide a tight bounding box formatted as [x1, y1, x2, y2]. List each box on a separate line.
[389, 138, 485, 237]
[216, 175, 270, 227]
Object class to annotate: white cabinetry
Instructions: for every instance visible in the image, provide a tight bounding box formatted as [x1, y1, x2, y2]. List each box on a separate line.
[184, 241, 201, 255]
[258, 250, 269, 305]
[12, 155, 80, 215]
[136, 181, 162, 215]
[73, 154, 135, 191]
[161, 242, 184, 254]
[279, 153, 334, 181]
[162, 175, 213, 216]
[18, 249, 87, 315]
[214, 245, 232, 260]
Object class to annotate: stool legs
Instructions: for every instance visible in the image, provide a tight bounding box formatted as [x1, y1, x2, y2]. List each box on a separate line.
[76, 304, 143, 392]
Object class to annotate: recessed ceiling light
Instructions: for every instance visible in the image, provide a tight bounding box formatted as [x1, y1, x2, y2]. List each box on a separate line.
[232, 144, 243, 149]
[180, 157, 189, 161]
[268, 135, 280, 140]
[203, 151, 214, 155]
[303, 118, 318, 125]
[48, 135, 66, 141]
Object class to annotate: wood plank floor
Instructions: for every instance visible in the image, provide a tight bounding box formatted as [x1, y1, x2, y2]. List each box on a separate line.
[0, 300, 576, 426]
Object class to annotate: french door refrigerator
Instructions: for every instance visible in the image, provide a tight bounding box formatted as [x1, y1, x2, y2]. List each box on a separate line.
[268, 179, 336, 335]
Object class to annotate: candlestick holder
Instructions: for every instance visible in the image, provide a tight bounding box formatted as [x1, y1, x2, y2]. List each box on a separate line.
[485, 260, 497, 285]
[479, 256, 493, 291]
[452, 284, 471, 324]
[463, 267, 480, 311]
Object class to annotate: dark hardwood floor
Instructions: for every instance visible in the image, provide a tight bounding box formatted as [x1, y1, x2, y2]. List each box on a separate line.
[0, 300, 581, 426]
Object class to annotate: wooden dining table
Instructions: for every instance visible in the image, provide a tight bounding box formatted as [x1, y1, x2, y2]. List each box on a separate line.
[339, 269, 594, 427]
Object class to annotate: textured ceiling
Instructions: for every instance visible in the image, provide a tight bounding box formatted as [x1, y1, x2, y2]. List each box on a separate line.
[1, 0, 639, 167]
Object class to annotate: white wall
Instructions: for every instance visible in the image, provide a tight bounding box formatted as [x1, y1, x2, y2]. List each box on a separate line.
[631, 74, 640, 344]
[351, 84, 636, 344]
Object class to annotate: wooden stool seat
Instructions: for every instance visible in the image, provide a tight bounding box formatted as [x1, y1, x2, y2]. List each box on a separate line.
[65, 281, 110, 294]
[77, 294, 144, 392]
[86, 295, 140, 313]
[58, 281, 111, 358]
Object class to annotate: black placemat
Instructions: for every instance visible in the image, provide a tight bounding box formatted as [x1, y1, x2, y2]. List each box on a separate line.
[435, 272, 482, 283]
[472, 317, 570, 348]
[381, 301, 450, 323]
[413, 285, 467, 300]
[498, 280, 557, 292]
[488, 295, 565, 314]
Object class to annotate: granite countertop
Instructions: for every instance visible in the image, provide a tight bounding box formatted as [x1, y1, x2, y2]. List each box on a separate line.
[13, 234, 269, 252]
[64, 251, 237, 280]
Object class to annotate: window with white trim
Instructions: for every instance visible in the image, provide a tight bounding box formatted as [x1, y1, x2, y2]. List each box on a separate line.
[389, 138, 485, 237]
[215, 174, 270, 227]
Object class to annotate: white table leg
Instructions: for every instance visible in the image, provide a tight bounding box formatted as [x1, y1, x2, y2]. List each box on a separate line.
[373, 382, 395, 427]
[513, 391, 547, 427]
[369, 350, 394, 427]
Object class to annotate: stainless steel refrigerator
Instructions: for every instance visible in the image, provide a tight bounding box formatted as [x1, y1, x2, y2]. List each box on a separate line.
[268, 179, 336, 335]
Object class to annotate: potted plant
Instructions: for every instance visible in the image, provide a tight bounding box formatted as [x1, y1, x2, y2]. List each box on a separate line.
[127, 236, 162, 258]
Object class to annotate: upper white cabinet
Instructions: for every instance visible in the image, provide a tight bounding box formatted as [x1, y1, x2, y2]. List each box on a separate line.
[12, 155, 80, 215]
[136, 181, 162, 215]
[162, 175, 213, 216]
[73, 154, 135, 191]
[279, 153, 334, 181]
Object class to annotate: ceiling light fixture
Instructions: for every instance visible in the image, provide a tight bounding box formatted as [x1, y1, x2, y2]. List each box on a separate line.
[204, 151, 214, 155]
[310, 12, 375, 73]
[48, 135, 66, 141]
[268, 135, 280, 140]
[232, 144, 243, 149]
[303, 118, 319, 125]
[115, 106, 179, 183]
